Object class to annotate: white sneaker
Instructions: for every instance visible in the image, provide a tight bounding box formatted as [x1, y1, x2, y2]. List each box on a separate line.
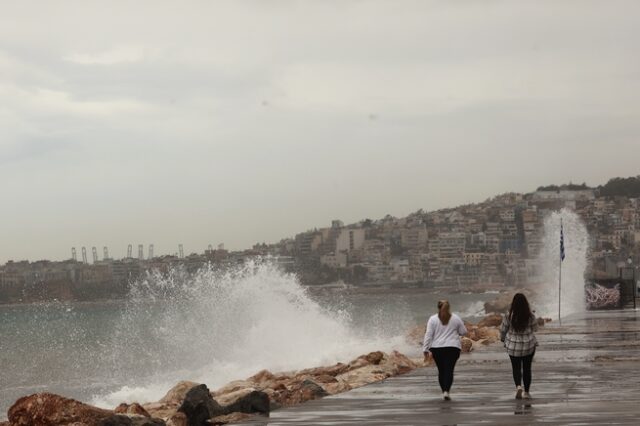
[515, 386, 523, 399]
[523, 391, 531, 399]
[443, 391, 451, 401]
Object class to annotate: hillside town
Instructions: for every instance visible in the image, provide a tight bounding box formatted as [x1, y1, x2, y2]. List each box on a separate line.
[2, 178, 640, 303]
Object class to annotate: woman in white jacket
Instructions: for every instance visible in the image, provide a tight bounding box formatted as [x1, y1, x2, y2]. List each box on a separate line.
[422, 300, 468, 400]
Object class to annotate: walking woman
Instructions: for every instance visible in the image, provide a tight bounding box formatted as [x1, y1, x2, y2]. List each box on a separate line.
[500, 293, 538, 399]
[422, 300, 467, 400]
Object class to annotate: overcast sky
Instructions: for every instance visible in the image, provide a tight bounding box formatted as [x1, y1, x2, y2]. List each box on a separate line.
[1, 1, 640, 262]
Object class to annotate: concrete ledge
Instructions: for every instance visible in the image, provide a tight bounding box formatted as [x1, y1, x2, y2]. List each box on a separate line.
[239, 309, 640, 425]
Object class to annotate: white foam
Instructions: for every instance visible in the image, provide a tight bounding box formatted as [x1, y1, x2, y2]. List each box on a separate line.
[535, 209, 588, 319]
[91, 260, 410, 407]
[457, 300, 486, 319]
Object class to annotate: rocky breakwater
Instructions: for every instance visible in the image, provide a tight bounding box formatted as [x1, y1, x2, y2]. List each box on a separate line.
[406, 313, 509, 354]
[2, 350, 421, 426]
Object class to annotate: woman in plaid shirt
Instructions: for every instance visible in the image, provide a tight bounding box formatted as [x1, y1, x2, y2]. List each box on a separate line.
[500, 293, 538, 399]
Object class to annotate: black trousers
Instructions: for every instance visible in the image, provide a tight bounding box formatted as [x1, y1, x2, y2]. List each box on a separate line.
[430, 347, 461, 392]
[509, 351, 535, 392]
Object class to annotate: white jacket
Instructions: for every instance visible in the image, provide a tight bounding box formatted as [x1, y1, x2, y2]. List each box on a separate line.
[422, 313, 467, 352]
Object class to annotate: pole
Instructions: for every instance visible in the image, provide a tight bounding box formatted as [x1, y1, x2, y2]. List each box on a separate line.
[558, 218, 562, 326]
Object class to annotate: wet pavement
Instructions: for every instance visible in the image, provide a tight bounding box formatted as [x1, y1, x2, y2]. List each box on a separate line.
[238, 309, 640, 425]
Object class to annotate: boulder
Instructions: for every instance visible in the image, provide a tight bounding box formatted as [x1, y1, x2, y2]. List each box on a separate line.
[484, 294, 512, 314]
[246, 369, 276, 385]
[474, 326, 500, 342]
[144, 381, 201, 421]
[322, 380, 352, 395]
[477, 313, 503, 328]
[222, 390, 269, 416]
[177, 384, 224, 426]
[140, 403, 177, 421]
[272, 379, 328, 406]
[114, 403, 151, 418]
[97, 415, 166, 425]
[313, 374, 338, 384]
[461, 337, 474, 353]
[364, 351, 385, 365]
[209, 412, 253, 425]
[336, 365, 389, 389]
[165, 412, 187, 426]
[386, 350, 418, 375]
[296, 362, 349, 377]
[347, 351, 384, 371]
[212, 388, 257, 407]
[8, 393, 113, 426]
[159, 381, 200, 405]
[211, 381, 255, 399]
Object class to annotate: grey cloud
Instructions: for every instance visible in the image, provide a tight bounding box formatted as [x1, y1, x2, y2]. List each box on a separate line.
[1, 1, 640, 262]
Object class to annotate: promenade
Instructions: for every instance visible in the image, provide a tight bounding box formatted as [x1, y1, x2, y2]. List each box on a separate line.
[240, 308, 640, 425]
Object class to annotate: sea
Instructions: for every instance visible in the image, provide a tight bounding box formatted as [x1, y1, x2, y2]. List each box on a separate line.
[0, 261, 497, 418]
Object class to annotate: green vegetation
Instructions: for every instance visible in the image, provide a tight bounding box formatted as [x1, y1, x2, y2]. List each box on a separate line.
[599, 176, 640, 198]
[537, 182, 591, 191]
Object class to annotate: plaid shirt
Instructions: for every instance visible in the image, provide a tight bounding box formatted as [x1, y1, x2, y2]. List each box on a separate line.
[500, 314, 538, 357]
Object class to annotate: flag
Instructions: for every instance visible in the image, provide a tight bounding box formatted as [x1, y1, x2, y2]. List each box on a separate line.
[560, 223, 566, 261]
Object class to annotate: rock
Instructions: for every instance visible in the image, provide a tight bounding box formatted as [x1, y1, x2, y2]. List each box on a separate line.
[484, 294, 512, 314]
[145, 381, 201, 422]
[386, 350, 418, 375]
[477, 313, 503, 328]
[322, 380, 352, 395]
[222, 390, 269, 416]
[211, 381, 255, 399]
[159, 381, 200, 405]
[313, 374, 338, 384]
[165, 412, 188, 426]
[364, 351, 385, 365]
[114, 403, 151, 417]
[405, 324, 426, 346]
[141, 403, 177, 421]
[345, 351, 385, 372]
[97, 414, 165, 425]
[273, 379, 328, 406]
[461, 337, 474, 353]
[246, 369, 276, 385]
[177, 384, 224, 426]
[8, 393, 113, 426]
[336, 365, 389, 389]
[296, 363, 349, 377]
[474, 326, 500, 342]
[212, 388, 257, 407]
[209, 412, 253, 425]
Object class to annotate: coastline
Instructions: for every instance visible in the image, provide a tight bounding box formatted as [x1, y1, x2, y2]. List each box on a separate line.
[1, 313, 505, 425]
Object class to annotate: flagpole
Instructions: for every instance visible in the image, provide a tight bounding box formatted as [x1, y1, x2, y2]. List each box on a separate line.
[559, 218, 563, 326]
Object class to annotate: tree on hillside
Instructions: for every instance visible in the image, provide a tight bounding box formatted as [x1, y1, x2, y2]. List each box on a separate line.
[536, 182, 591, 191]
[599, 176, 640, 198]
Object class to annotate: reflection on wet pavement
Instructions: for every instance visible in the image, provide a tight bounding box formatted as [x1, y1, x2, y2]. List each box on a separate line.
[239, 309, 640, 425]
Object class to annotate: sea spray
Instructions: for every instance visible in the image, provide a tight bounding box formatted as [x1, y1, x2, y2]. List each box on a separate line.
[535, 209, 589, 319]
[92, 260, 411, 407]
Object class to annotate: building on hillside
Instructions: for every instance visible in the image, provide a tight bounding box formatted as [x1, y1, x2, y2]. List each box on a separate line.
[336, 228, 365, 253]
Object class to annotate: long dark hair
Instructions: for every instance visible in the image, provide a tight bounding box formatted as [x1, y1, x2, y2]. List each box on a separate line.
[437, 300, 451, 325]
[508, 293, 533, 332]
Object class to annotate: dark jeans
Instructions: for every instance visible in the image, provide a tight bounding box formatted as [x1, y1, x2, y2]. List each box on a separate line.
[509, 351, 535, 392]
[430, 347, 461, 392]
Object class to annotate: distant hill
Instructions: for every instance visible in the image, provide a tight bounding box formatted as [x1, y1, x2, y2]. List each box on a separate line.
[536, 183, 592, 192]
[598, 176, 640, 198]
[536, 176, 640, 198]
